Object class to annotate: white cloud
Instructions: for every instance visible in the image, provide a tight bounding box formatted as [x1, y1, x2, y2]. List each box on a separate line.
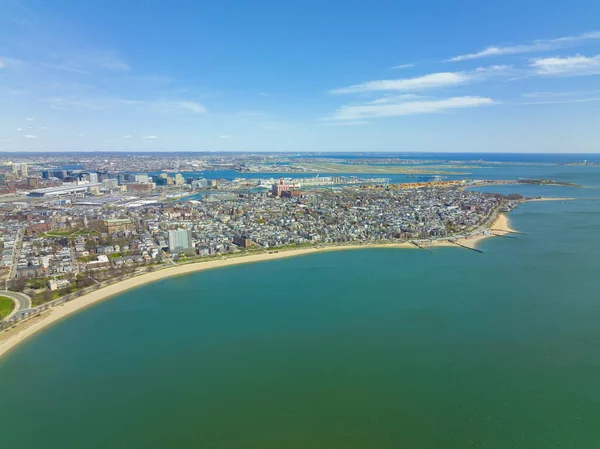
[450, 45, 545, 62]
[176, 101, 207, 114]
[448, 31, 600, 62]
[332, 66, 510, 94]
[370, 94, 423, 104]
[392, 64, 414, 69]
[474, 65, 512, 73]
[219, 135, 231, 139]
[328, 96, 494, 121]
[41, 97, 135, 111]
[521, 97, 600, 105]
[16, 128, 23, 131]
[0, 59, 4, 68]
[40, 96, 208, 115]
[522, 92, 575, 99]
[124, 135, 131, 139]
[519, 90, 600, 105]
[522, 90, 600, 99]
[25, 134, 37, 139]
[530, 54, 600, 76]
[25, 117, 34, 121]
[333, 72, 467, 94]
[144, 135, 159, 139]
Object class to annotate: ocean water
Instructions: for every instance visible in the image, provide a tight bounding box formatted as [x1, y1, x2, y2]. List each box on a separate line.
[1, 167, 600, 448]
[294, 152, 600, 164]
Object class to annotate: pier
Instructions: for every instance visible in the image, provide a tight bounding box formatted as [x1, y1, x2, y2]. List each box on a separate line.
[492, 233, 518, 239]
[491, 229, 526, 235]
[410, 241, 433, 253]
[449, 240, 484, 253]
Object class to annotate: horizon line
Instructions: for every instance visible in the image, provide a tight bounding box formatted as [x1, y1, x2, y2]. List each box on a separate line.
[1, 150, 599, 155]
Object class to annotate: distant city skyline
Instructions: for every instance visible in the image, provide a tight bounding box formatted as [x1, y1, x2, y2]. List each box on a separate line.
[1, 0, 600, 153]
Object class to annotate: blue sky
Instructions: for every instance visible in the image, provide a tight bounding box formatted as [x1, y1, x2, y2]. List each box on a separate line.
[1, 0, 600, 152]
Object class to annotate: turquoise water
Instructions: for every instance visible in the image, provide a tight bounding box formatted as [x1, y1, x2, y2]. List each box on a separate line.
[1, 178, 600, 447]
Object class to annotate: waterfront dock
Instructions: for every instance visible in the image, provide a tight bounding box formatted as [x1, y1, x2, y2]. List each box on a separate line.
[410, 241, 433, 253]
[449, 240, 484, 253]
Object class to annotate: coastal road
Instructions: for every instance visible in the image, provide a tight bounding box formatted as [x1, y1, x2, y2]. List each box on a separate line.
[70, 247, 80, 274]
[0, 291, 33, 320]
[7, 229, 23, 280]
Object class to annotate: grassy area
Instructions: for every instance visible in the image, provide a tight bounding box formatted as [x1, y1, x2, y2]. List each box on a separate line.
[73, 228, 100, 236]
[41, 227, 99, 238]
[26, 278, 48, 289]
[110, 252, 129, 258]
[42, 229, 76, 236]
[0, 295, 15, 319]
[31, 291, 63, 307]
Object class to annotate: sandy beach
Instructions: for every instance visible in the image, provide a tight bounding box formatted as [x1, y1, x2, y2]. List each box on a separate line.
[526, 197, 575, 202]
[0, 213, 515, 360]
[451, 212, 516, 248]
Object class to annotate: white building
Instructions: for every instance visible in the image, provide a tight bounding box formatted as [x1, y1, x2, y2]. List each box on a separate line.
[48, 278, 71, 291]
[29, 183, 102, 197]
[174, 173, 185, 185]
[168, 229, 192, 252]
[12, 163, 28, 178]
[134, 174, 151, 183]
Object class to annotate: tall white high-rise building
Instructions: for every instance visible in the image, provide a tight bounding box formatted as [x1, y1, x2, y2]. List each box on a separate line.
[174, 173, 185, 185]
[168, 229, 192, 252]
[12, 163, 28, 178]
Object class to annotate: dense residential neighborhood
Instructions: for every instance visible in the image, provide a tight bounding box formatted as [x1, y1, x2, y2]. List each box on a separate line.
[0, 154, 526, 310]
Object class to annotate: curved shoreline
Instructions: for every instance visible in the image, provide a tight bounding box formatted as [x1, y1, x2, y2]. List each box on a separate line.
[0, 214, 515, 360]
